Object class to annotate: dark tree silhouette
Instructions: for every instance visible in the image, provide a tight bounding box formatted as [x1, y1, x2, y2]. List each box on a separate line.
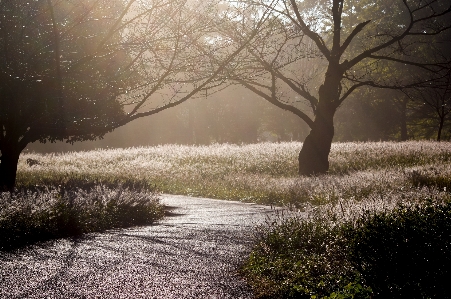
[405, 69, 451, 141]
[221, 0, 451, 175]
[0, 0, 265, 191]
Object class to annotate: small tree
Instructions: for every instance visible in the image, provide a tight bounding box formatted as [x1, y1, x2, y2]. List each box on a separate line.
[0, 0, 265, 191]
[405, 69, 451, 141]
[220, 0, 451, 175]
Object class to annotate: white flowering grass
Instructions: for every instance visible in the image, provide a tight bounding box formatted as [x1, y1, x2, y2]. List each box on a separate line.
[18, 141, 451, 211]
[0, 186, 164, 251]
[9, 140, 451, 290]
[237, 142, 451, 298]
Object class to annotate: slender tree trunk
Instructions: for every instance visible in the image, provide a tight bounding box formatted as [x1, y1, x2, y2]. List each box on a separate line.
[0, 144, 21, 192]
[399, 98, 408, 141]
[437, 117, 444, 141]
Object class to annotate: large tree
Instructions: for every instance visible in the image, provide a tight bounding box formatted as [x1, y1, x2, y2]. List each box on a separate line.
[0, 0, 267, 191]
[220, 0, 451, 174]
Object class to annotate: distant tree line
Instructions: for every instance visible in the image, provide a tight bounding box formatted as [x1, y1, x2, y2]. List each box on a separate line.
[28, 82, 451, 154]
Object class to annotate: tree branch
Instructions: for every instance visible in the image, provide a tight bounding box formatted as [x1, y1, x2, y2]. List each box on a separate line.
[289, 0, 331, 60]
[236, 77, 315, 128]
[346, 1, 451, 70]
[367, 54, 449, 72]
[244, 45, 319, 110]
[113, 23, 267, 129]
[339, 20, 371, 56]
[331, 0, 344, 56]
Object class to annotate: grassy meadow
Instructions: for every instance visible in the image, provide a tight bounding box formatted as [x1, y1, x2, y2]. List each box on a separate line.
[4, 141, 451, 297]
[18, 141, 451, 213]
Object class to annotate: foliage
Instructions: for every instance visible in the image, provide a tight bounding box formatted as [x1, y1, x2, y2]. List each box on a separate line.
[0, 0, 129, 143]
[218, 0, 451, 175]
[1, 0, 254, 191]
[344, 200, 451, 298]
[0, 185, 164, 251]
[243, 197, 451, 298]
[242, 215, 366, 298]
[334, 88, 407, 142]
[10, 140, 451, 295]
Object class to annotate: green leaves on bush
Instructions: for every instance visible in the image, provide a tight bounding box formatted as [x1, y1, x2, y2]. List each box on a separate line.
[244, 200, 451, 298]
[345, 200, 451, 298]
[243, 215, 366, 299]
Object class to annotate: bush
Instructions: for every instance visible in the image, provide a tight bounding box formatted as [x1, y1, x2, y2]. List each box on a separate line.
[242, 215, 371, 298]
[0, 185, 164, 251]
[243, 199, 451, 299]
[345, 200, 451, 298]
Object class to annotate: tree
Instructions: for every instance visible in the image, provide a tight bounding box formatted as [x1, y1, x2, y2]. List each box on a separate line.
[0, 0, 267, 191]
[405, 69, 451, 141]
[220, 0, 451, 175]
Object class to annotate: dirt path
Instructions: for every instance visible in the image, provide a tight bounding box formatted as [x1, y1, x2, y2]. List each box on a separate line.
[0, 195, 281, 298]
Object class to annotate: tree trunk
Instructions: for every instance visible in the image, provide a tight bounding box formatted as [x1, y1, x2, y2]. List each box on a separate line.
[399, 98, 408, 141]
[437, 117, 444, 142]
[298, 105, 335, 175]
[298, 64, 340, 176]
[0, 145, 21, 192]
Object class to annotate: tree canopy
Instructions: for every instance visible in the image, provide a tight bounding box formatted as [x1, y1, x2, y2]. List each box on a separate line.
[216, 0, 451, 174]
[0, 0, 266, 191]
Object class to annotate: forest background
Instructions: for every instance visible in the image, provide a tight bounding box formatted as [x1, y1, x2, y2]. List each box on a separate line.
[27, 83, 450, 153]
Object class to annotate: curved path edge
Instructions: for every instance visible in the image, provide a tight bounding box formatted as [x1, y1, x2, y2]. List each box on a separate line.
[0, 194, 283, 299]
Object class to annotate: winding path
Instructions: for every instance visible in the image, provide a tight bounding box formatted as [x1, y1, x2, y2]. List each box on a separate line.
[0, 195, 281, 298]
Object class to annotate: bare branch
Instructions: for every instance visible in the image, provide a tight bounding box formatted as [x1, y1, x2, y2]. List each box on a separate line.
[347, 1, 451, 70]
[244, 45, 319, 110]
[288, 0, 331, 60]
[339, 20, 371, 56]
[235, 76, 315, 128]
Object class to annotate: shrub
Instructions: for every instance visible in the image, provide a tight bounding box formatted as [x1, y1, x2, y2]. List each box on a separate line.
[244, 199, 451, 298]
[242, 214, 371, 298]
[345, 200, 451, 298]
[0, 185, 164, 251]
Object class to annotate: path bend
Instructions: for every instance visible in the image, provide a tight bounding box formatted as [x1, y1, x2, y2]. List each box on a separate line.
[0, 195, 281, 299]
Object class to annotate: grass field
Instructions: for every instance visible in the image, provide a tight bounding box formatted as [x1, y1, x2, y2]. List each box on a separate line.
[18, 141, 451, 213]
[6, 141, 451, 297]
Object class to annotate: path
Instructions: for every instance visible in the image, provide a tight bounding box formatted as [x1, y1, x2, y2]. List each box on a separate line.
[0, 195, 281, 298]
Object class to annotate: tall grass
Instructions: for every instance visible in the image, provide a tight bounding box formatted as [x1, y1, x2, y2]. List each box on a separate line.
[0, 186, 164, 251]
[19, 141, 451, 209]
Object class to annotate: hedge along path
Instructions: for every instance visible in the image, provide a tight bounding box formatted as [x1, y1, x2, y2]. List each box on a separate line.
[0, 194, 285, 299]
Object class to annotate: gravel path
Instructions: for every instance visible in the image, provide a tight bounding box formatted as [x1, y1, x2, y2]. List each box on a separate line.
[0, 195, 281, 298]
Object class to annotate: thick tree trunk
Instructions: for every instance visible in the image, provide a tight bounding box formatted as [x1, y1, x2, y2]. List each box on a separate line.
[298, 64, 340, 176]
[298, 105, 335, 175]
[0, 145, 21, 192]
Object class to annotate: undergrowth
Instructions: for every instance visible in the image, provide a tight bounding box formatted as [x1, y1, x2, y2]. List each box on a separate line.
[0, 185, 164, 251]
[12, 141, 451, 296]
[18, 141, 451, 207]
[243, 195, 451, 299]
